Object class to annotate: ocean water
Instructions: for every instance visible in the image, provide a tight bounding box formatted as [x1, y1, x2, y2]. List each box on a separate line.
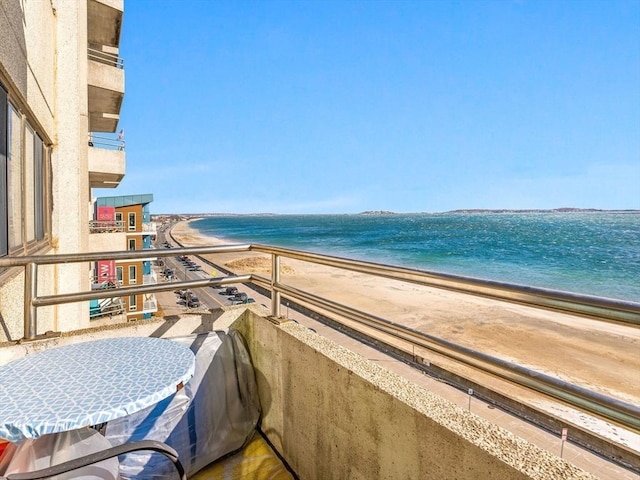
[190, 212, 640, 302]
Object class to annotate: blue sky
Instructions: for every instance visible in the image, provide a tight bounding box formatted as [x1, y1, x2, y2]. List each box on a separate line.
[95, 0, 640, 214]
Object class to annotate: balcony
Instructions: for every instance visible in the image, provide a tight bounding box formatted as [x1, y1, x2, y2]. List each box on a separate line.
[143, 271, 158, 285]
[142, 221, 157, 236]
[87, 220, 126, 253]
[88, 47, 124, 133]
[87, 0, 123, 48]
[89, 219, 125, 233]
[141, 294, 157, 314]
[88, 133, 125, 188]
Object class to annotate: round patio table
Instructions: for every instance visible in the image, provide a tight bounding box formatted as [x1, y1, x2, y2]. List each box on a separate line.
[0, 337, 195, 443]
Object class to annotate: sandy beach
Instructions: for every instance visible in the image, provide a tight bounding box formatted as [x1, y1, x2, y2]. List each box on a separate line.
[169, 220, 640, 410]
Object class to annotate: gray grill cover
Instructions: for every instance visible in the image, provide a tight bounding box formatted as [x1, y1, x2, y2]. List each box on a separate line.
[104, 330, 261, 479]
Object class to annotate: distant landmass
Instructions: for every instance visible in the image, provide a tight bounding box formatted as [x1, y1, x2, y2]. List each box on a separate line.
[445, 208, 640, 214]
[154, 208, 639, 218]
[357, 208, 639, 215]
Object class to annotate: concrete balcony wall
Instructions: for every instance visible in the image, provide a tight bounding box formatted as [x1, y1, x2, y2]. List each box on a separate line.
[87, 231, 126, 253]
[88, 58, 124, 132]
[88, 145, 125, 187]
[234, 311, 592, 480]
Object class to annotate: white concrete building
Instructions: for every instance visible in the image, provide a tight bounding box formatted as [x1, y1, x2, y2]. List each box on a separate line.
[0, 0, 125, 342]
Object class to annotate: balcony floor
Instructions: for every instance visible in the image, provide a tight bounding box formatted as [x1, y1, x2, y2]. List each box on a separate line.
[192, 431, 294, 480]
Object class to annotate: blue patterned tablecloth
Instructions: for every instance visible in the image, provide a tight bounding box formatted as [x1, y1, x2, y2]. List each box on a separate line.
[0, 337, 195, 443]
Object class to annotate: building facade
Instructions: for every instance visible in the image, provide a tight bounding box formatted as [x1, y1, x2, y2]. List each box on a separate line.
[0, 0, 125, 342]
[94, 194, 158, 322]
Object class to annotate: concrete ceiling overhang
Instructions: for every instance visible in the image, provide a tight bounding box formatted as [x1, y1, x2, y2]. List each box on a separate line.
[87, 0, 124, 47]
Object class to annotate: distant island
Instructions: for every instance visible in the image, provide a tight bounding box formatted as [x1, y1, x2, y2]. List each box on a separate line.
[358, 210, 396, 215]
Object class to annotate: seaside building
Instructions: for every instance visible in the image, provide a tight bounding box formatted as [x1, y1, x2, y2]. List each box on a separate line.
[0, 0, 125, 339]
[92, 194, 158, 321]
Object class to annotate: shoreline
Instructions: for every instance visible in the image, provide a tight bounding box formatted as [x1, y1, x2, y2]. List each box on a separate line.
[166, 214, 640, 303]
[169, 220, 640, 403]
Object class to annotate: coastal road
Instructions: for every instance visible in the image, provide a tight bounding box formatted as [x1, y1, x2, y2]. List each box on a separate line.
[154, 229, 258, 313]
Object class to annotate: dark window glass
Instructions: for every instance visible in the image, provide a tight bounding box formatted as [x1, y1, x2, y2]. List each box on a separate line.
[34, 134, 44, 240]
[0, 85, 7, 256]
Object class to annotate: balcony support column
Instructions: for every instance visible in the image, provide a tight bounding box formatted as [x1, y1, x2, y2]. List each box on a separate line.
[24, 262, 38, 339]
[271, 254, 281, 318]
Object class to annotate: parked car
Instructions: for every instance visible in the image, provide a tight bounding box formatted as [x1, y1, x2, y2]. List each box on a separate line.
[224, 287, 238, 295]
[232, 292, 248, 301]
[186, 294, 200, 308]
[230, 295, 255, 305]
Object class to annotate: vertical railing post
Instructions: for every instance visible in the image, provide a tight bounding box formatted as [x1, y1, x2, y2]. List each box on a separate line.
[23, 262, 38, 340]
[271, 254, 281, 318]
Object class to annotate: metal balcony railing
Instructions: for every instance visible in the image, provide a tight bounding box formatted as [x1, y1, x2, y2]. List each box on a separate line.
[88, 132, 125, 151]
[89, 220, 125, 233]
[87, 47, 124, 69]
[143, 272, 158, 285]
[90, 297, 125, 319]
[91, 276, 119, 287]
[142, 222, 157, 233]
[0, 244, 639, 434]
[143, 296, 158, 312]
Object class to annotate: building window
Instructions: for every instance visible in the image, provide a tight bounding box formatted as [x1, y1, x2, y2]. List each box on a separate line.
[7, 103, 22, 250]
[116, 266, 123, 285]
[24, 124, 35, 242]
[1, 82, 50, 258]
[128, 238, 136, 250]
[128, 294, 137, 311]
[128, 265, 137, 284]
[128, 212, 136, 231]
[115, 212, 122, 222]
[0, 86, 7, 257]
[34, 134, 44, 241]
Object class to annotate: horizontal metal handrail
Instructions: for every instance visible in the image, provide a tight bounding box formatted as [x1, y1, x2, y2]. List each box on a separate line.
[250, 244, 640, 325]
[87, 47, 124, 68]
[0, 245, 251, 267]
[271, 280, 640, 432]
[1, 243, 638, 322]
[32, 275, 251, 307]
[89, 220, 125, 233]
[88, 133, 125, 151]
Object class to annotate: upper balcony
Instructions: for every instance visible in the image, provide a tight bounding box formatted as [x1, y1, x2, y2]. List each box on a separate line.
[87, 219, 126, 253]
[88, 133, 125, 188]
[143, 271, 158, 285]
[87, 0, 123, 49]
[88, 47, 124, 133]
[141, 222, 157, 236]
[142, 294, 158, 314]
